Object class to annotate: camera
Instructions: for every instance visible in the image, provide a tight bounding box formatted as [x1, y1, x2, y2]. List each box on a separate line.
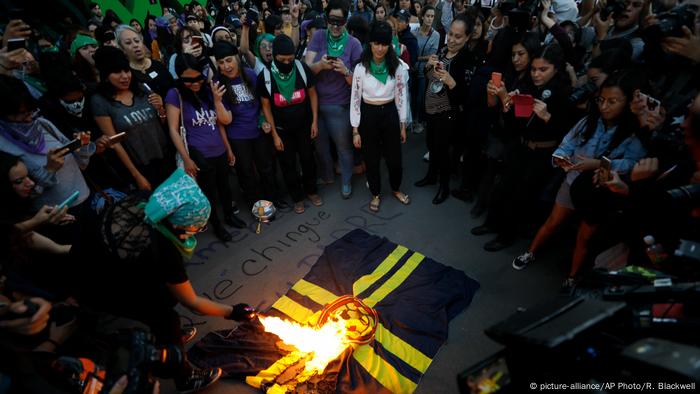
[46, 329, 182, 394]
[569, 80, 598, 104]
[666, 183, 700, 207]
[100, 329, 183, 394]
[600, 0, 626, 20]
[643, 3, 699, 42]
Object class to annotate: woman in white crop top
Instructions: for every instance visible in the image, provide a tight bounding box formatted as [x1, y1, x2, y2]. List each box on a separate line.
[350, 21, 411, 213]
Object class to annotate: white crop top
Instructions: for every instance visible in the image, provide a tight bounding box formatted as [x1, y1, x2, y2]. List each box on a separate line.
[350, 61, 409, 128]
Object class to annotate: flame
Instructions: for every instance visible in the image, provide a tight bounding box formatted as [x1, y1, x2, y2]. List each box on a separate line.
[259, 316, 350, 374]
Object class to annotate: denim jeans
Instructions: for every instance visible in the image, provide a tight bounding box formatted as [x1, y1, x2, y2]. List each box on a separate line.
[315, 104, 354, 185]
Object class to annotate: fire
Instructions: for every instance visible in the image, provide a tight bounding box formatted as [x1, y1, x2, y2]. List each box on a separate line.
[259, 316, 350, 374]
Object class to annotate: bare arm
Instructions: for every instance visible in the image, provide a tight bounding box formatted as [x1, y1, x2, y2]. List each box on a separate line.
[94, 116, 150, 189]
[167, 281, 234, 317]
[166, 104, 190, 160]
[240, 23, 257, 68]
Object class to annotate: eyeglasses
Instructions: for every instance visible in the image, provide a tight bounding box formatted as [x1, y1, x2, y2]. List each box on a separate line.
[260, 42, 273, 50]
[595, 96, 625, 106]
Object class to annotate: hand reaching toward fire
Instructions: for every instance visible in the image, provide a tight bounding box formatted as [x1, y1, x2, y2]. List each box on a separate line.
[227, 303, 256, 322]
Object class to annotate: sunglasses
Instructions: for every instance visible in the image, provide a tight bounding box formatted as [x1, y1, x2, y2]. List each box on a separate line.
[180, 75, 205, 83]
[327, 17, 347, 27]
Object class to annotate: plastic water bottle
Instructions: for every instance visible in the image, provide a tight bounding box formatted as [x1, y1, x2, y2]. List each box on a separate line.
[644, 235, 668, 265]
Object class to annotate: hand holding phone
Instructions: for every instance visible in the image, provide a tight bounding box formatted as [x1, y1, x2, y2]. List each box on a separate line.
[57, 139, 81, 156]
[552, 154, 575, 169]
[56, 191, 80, 210]
[108, 132, 127, 144]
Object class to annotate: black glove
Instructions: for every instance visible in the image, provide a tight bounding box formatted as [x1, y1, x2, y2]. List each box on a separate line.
[227, 303, 255, 321]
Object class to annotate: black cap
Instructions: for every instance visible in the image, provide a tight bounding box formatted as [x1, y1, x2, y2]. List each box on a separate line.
[212, 40, 239, 60]
[394, 9, 410, 23]
[272, 34, 295, 56]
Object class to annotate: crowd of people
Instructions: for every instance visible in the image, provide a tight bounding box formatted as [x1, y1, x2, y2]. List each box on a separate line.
[1, 0, 700, 392]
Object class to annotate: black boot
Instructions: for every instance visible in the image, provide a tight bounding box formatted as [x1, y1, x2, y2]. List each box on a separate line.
[414, 174, 437, 187]
[224, 212, 247, 229]
[432, 187, 449, 205]
[450, 187, 473, 202]
[212, 221, 232, 242]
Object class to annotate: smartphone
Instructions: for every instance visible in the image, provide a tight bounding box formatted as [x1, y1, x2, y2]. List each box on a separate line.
[552, 154, 574, 167]
[638, 92, 661, 115]
[191, 35, 203, 47]
[599, 156, 612, 183]
[142, 82, 153, 94]
[108, 132, 127, 144]
[491, 72, 502, 88]
[7, 38, 26, 52]
[327, 56, 337, 61]
[56, 191, 80, 210]
[57, 139, 81, 156]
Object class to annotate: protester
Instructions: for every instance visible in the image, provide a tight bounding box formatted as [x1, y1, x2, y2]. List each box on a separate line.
[259, 35, 322, 213]
[351, 21, 411, 212]
[305, 0, 363, 198]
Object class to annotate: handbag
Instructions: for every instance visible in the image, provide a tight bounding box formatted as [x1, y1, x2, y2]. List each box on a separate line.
[175, 90, 190, 170]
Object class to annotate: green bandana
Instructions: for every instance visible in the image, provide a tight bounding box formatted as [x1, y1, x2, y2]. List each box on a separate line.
[369, 60, 388, 84]
[392, 36, 400, 56]
[326, 29, 349, 57]
[271, 61, 297, 104]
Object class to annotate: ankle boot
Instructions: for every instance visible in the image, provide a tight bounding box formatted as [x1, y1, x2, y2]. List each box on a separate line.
[432, 187, 449, 205]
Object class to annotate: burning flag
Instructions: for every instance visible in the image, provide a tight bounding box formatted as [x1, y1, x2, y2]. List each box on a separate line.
[189, 229, 480, 393]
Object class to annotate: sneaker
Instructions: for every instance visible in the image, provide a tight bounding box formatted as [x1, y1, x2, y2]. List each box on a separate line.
[560, 277, 577, 294]
[512, 252, 534, 270]
[176, 367, 222, 394]
[182, 326, 197, 344]
[341, 184, 352, 199]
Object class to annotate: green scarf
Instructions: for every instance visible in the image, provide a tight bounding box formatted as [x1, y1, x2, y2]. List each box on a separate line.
[271, 61, 297, 103]
[326, 29, 349, 57]
[392, 36, 400, 56]
[369, 59, 388, 84]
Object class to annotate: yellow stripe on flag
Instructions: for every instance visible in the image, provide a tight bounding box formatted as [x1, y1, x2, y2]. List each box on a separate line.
[363, 252, 425, 308]
[375, 323, 432, 373]
[271, 295, 313, 324]
[292, 279, 339, 306]
[353, 245, 409, 296]
[353, 343, 418, 393]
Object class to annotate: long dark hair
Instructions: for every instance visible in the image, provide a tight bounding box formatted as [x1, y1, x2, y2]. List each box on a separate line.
[174, 54, 213, 109]
[361, 21, 400, 78]
[96, 69, 144, 101]
[530, 43, 572, 90]
[0, 153, 30, 222]
[174, 26, 200, 54]
[576, 69, 641, 151]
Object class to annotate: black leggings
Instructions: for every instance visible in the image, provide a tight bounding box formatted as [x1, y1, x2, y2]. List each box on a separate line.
[276, 123, 318, 203]
[425, 110, 457, 189]
[229, 136, 276, 203]
[189, 148, 233, 224]
[358, 102, 403, 196]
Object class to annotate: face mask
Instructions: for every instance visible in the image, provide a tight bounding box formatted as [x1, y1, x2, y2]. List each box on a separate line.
[274, 59, 294, 74]
[59, 97, 85, 117]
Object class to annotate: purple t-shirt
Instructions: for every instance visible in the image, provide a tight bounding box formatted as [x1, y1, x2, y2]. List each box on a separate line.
[308, 29, 363, 105]
[165, 88, 226, 158]
[221, 68, 262, 140]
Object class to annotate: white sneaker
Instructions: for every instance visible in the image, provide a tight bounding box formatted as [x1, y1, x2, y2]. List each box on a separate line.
[512, 252, 534, 270]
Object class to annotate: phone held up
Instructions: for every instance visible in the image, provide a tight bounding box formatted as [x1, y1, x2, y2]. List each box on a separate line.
[598, 156, 612, 184]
